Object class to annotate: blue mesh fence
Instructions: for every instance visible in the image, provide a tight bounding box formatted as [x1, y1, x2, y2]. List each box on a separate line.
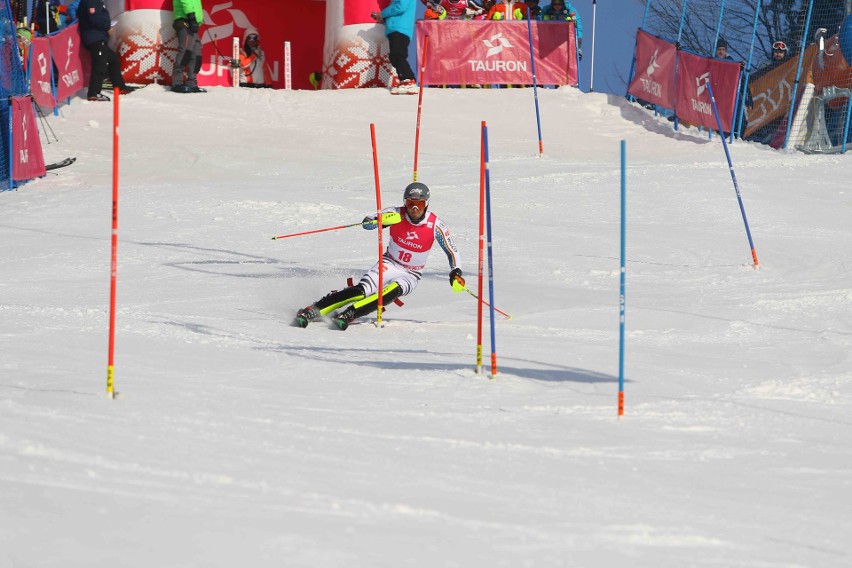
[1, 0, 29, 190]
[636, 0, 852, 153]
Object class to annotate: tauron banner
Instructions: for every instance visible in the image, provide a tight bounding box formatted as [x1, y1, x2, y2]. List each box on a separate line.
[11, 97, 46, 182]
[29, 37, 57, 109]
[627, 29, 676, 110]
[676, 51, 741, 132]
[416, 20, 578, 87]
[49, 23, 87, 101]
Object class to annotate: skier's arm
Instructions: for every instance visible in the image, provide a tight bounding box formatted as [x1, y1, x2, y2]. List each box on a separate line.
[434, 218, 461, 272]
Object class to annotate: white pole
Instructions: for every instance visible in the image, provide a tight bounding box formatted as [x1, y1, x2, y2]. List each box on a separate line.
[284, 41, 292, 90]
[590, 0, 597, 92]
[232, 37, 240, 88]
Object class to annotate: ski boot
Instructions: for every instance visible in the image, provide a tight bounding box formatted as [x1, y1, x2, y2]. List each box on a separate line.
[334, 306, 356, 330]
[293, 305, 320, 328]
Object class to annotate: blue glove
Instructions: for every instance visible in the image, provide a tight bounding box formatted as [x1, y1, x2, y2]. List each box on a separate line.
[362, 216, 377, 230]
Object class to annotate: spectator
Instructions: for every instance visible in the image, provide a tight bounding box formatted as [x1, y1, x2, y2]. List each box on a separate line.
[423, 1, 472, 20]
[371, 0, 418, 95]
[542, 1, 583, 58]
[67, 0, 81, 22]
[519, 0, 543, 20]
[238, 30, 271, 88]
[715, 38, 732, 60]
[34, 0, 61, 35]
[171, 0, 205, 94]
[488, 0, 524, 20]
[293, 182, 464, 330]
[78, 0, 136, 101]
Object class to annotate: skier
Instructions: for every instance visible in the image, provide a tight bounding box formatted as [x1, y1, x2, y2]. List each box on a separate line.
[294, 182, 465, 330]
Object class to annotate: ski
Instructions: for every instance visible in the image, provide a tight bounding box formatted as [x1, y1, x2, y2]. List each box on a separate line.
[45, 157, 76, 171]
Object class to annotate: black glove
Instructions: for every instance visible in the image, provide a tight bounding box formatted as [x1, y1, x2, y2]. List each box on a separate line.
[186, 12, 199, 33]
[578, 47, 583, 61]
[449, 268, 465, 290]
[228, 58, 240, 69]
[371, 11, 383, 23]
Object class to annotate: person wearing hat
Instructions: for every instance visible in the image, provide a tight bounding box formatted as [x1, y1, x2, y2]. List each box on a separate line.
[293, 182, 464, 330]
[237, 30, 271, 88]
[715, 38, 733, 60]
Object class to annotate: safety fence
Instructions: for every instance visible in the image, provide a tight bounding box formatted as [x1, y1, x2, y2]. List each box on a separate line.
[632, 0, 852, 153]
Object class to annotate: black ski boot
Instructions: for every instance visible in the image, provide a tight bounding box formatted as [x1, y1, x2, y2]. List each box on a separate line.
[293, 305, 320, 328]
[334, 306, 356, 330]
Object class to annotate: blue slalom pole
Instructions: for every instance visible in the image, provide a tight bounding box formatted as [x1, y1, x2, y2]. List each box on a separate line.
[483, 124, 498, 377]
[618, 140, 626, 418]
[707, 81, 759, 269]
[526, 16, 544, 155]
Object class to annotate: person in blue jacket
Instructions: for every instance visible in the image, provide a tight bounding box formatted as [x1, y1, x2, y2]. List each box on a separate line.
[77, 0, 135, 101]
[370, 0, 418, 94]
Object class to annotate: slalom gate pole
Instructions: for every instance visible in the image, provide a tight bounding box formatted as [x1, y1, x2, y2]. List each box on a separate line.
[465, 288, 510, 319]
[525, 17, 544, 156]
[483, 123, 498, 378]
[590, 0, 597, 92]
[107, 88, 120, 399]
[476, 121, 486, 374]
[413, 35, 429, 182]
[618, 140, 626, 419]
[706, 81, 759, 269]
[370, 123, 385, 326]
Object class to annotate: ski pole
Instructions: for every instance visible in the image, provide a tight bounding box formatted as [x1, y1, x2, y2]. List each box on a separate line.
[271, 212, 401, 241]
[464, 288, 511, 319]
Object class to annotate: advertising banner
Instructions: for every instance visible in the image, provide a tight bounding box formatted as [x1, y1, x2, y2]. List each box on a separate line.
[627, 29, 677, 110]
[675, 50, 741, 132]
[11, 96, 46, 182]
[29, 37, 57, 109]
[416, 20, 578, 87]
[49, 23, 87, 100]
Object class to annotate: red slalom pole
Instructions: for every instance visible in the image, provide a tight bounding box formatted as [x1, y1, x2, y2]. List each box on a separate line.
[370, 123, 385, 327]
[475, 121, 486, 374]
[413, 34, 429, 182]
[107, 88, 120, 399]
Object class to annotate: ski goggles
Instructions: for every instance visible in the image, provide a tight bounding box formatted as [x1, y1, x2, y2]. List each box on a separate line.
[247, 34, 259, 41]
[772, 41, 787, 52]
[405, 198, 427, 211]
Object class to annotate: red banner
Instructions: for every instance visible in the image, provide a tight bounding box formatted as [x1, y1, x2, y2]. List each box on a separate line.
[416, 20, 578, 86]
[627, 29, 677, 109]
[675, 51, 741, 132]
[29, 38, 57, 108]
[11, 97, 46, 181]
[49, 23, 87, 101]
[345, 0, 389, 25]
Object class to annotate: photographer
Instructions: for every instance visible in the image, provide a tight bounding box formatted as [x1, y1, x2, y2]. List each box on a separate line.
[171, 0, 205, 94]
[237, 30, 272, 88]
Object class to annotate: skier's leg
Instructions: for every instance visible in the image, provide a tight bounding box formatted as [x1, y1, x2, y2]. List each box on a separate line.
[335, 282, 402, 329]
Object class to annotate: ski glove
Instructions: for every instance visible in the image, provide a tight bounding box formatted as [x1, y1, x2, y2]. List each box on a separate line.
[362, 216, 377, 230]
[449, 268, 465, 292]
[186, 12, 199, 33]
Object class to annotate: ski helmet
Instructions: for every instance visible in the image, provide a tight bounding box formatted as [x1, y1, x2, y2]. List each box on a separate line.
[403, 182, 430, 202]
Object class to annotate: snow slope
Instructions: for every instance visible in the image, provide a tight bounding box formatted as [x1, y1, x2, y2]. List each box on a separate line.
[1, 84, 850, 567]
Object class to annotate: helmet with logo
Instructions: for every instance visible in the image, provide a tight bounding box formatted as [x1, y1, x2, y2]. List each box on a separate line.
[403, 182, 430, 201]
